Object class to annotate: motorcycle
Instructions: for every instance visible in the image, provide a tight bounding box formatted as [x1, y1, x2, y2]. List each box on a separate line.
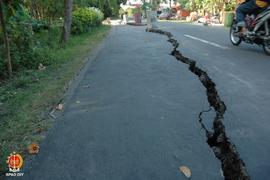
[230, 6, 270, 55]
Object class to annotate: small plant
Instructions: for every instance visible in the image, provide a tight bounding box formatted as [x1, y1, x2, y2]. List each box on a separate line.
[32, 19, 49, 33]
[132, 7, 141, 14]
[141, 2, 152, 11]
[71, 7, 104, 35]
[224, 1, 236, 11]
[126, 8, 133, 17]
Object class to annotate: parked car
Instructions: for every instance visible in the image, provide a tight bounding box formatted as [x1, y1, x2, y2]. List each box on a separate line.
[158, 12, 174, 20]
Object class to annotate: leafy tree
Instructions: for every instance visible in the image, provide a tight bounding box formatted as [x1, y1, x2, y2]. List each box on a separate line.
[0, 0, 11, 76]
[24, 0, 64, 21]
[179, 0, 228, 13]
[0, 0, 22, 77]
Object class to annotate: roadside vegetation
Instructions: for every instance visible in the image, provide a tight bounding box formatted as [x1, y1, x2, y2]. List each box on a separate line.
[177, 0, 236, 12]
[120, 0, 236, 25]
[0, 0, 125, 175]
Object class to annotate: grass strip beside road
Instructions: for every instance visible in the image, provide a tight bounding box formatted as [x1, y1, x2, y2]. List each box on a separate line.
[0, 25, 111, 174]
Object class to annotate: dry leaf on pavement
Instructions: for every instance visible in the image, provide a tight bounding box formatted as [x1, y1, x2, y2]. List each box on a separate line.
[56, 103, 64, 111]
[82, 85, 90, 89]
[28, 143, 40, 154]
[179, 166, 191, 178]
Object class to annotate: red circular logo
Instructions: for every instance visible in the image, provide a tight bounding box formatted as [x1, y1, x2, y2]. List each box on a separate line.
[8, 155, 21, 167]
[7, 153, 23, 171]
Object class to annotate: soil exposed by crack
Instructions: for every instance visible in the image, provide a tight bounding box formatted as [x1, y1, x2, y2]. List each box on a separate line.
[147, 28, 250, 180]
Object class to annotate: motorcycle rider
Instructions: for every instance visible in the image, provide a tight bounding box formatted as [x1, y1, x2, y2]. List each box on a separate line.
[236, 0, 270, 34]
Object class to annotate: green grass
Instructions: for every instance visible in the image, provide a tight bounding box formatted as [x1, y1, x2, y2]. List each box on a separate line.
[0, 25, 111, 175]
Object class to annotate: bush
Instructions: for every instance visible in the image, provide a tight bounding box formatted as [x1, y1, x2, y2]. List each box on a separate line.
[0, 6, 104, 80]
[32, 19, 49, 33]
[0, 49, 7, 78]
[119, 8, 125, 16]
[72, 7, 104, 34]
[0, 6, 37, 78]
[127, 8, 133, 17]
[0, 6, 54, 79]
[224, 2, 236, 11]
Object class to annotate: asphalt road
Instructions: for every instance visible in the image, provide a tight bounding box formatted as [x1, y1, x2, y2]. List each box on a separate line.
[20, 22, 270, 180]
[158, 22, 270, 179]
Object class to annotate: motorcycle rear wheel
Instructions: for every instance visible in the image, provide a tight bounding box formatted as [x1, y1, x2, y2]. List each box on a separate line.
[230, 23, 242, 46]
[263, 42, 270, 56]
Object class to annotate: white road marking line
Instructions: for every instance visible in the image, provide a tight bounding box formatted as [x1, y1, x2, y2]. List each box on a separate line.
[226, 72, 253, 89]
[212, 66, 252, 88]
[184, 35, 230, 50]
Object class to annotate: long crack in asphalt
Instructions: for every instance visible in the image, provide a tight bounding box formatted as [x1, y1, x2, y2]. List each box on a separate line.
[147, 28, 250, 180]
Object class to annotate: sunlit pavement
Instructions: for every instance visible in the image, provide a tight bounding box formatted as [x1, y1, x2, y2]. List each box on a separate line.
[20, 22, 270, 180]
[103, 18, 147, 26]
[157, 21, 270, 179]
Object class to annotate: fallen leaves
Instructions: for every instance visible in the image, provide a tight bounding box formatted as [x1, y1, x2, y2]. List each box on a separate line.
[35, 127, 43, 134]
[179, 166, 191, 178]
[82, 85, 90, 89]
[56, 103, 64, 111]
[28, 143, 40, 154]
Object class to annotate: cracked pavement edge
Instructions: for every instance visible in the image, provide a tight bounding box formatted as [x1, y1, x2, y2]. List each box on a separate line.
[147, 28, 250, 180]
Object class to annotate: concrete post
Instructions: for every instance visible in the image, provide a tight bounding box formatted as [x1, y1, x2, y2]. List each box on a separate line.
[147, 10, 158, 29]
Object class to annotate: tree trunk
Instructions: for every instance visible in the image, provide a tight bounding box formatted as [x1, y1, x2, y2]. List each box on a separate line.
[61, 0, 73, 43]
[0, 0, 12, 77]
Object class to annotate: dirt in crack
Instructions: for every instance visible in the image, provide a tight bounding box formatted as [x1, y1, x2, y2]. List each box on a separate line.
[147, 28, 250, 180]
